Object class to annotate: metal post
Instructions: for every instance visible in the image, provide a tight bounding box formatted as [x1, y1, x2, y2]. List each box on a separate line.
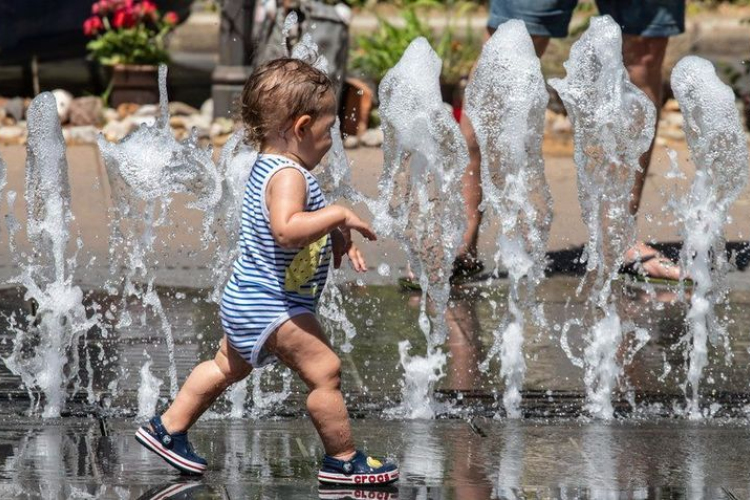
[211, 0, 257, 119]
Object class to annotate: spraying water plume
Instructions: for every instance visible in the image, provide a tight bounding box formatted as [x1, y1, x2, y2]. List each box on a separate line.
[98, 65, 222, 398]
[376, 37, 468, 418]
[670, 55, 749, 418]
[464, 19, 552, 418]
[3, 92, 98, 417]
[549, 16, 655, 419]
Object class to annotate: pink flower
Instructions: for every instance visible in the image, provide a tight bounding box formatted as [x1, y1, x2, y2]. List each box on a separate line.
[163, 11, 178, 25]
[83, 15, 104, 36]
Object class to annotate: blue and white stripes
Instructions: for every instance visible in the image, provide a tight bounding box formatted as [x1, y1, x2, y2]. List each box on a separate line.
[220, 154, 331, 367]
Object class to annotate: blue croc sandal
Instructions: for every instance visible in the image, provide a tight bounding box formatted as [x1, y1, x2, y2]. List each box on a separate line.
[135, 416, 207, 475]
[318, 450, 399, 486]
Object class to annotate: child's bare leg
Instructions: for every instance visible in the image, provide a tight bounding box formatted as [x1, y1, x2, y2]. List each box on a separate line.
[160, 336, 252, 433]
[266, 313, 355, 459]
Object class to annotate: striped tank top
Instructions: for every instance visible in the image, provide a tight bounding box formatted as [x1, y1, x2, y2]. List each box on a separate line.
[225, 153, 331, 309]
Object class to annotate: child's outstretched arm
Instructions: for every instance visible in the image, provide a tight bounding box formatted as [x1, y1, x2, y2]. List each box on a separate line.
[267, 168, 376, 249]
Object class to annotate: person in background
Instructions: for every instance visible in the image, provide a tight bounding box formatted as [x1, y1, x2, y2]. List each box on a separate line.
[459, 0, 686, 282]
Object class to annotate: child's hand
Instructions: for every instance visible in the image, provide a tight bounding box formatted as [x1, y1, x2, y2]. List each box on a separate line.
[332, 228, 368, 272]
[331, 228, 351, 269]
[342, 209, 377, 242]
[346, 242, 368, 273]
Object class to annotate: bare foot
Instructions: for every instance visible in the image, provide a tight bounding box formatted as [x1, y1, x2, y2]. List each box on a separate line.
[623, 242, 684, 282]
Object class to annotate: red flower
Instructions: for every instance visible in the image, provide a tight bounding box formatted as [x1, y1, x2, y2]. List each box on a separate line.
[92, 0, 113, 16]
[112, 7, 136, 28]
[163, 11, 178, 25]
[83, 15, 104, 36]
[140, 1, 156, 14]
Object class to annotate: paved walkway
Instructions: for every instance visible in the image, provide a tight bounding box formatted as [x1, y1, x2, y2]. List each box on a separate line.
[1, 139, 749, 288]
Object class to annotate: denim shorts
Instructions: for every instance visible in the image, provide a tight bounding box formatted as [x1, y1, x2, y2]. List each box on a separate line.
[488, 0, 685, 38]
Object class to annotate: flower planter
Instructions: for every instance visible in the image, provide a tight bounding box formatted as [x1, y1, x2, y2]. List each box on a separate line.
[108, 64, 159, 107]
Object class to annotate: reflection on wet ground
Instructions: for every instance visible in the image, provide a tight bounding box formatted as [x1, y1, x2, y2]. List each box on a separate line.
[2, 276, 750, 417]
[1, 417, 750, 499]
[2, 276, 750, 496]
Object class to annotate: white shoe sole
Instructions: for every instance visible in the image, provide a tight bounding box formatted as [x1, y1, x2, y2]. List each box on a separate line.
[318, 468, 399, 486]
[135, 427, 207, 475]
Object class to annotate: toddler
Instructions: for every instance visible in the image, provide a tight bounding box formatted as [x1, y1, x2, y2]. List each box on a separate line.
[135, 58, 399, 486]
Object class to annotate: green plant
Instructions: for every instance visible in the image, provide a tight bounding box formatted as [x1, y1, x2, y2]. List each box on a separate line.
[719, 17, 750, 95]
[83, 0, 179, 66]
[350, 0, 480, 85]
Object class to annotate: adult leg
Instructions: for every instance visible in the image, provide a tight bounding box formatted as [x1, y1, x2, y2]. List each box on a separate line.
[266, 313, 355, 459]
[623, 35, 669, 215]
[621, 36, 682, 281]
[457, 30, 550, 261]
[161, 336, 253, 433]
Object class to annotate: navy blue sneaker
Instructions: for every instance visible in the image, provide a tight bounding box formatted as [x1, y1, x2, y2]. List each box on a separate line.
[135, 416, 207, 475]
[318, 450, 399, 486]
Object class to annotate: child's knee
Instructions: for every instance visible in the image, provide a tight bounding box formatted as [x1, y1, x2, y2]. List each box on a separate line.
[308, 353, 342, 389]
[215, 346, 252, 384]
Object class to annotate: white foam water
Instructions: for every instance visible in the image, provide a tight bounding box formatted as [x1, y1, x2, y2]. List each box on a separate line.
[318, 117, 362, 353]
[136, 359, 163, 420]
[98, 65, 223, 398]
[227, 378, 249, 419]
[670, 56, 749, 419]
[549, 16, 656, 419]
[208, 130, 257, 302]
[2, 92, 98, 417]
[464, 19, 552, 418]
[377, 37, 468, 418]
[0, 153, 6, 236]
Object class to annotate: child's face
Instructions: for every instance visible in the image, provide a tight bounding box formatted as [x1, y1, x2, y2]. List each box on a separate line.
[297, 91, 337, 168]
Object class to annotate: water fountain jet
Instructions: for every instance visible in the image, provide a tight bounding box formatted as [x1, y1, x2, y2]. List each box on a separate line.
[670, 55, 749, 418]
[376, 37, 468, 418]
[464, 19, 552, 418]
[549, 16, 655, 419]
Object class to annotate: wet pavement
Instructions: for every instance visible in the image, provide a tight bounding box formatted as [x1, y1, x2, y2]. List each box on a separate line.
[1, 278, 750, 497]
[2, 417, 750, 499]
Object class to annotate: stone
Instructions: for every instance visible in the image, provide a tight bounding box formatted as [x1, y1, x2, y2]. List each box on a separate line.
[103, 107, 119, 123]
[69, 96, 103, 126]
[212, 133, 232, 147]
[52, 89, 73, 123]
[117, 102, 140, 119]
[343, 135, 359, 149]
[134, 104, 160, 117]
[209, 117, 234, 138]
[103, 118, 136, 141]
[67, 125, 99, 144]
[4, 97, 24, 122]
[200, 99, 214, 119]
[169, 102, 199, 116]
[0, 125, 25, 143]
[131, 116, 156, 127]
[169, 116, 189, 128]
[360, 128, 384, 148]
[186, 115, 212, 138]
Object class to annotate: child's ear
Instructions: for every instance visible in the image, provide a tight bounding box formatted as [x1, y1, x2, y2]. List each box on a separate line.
[293, 114, 313, 140]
